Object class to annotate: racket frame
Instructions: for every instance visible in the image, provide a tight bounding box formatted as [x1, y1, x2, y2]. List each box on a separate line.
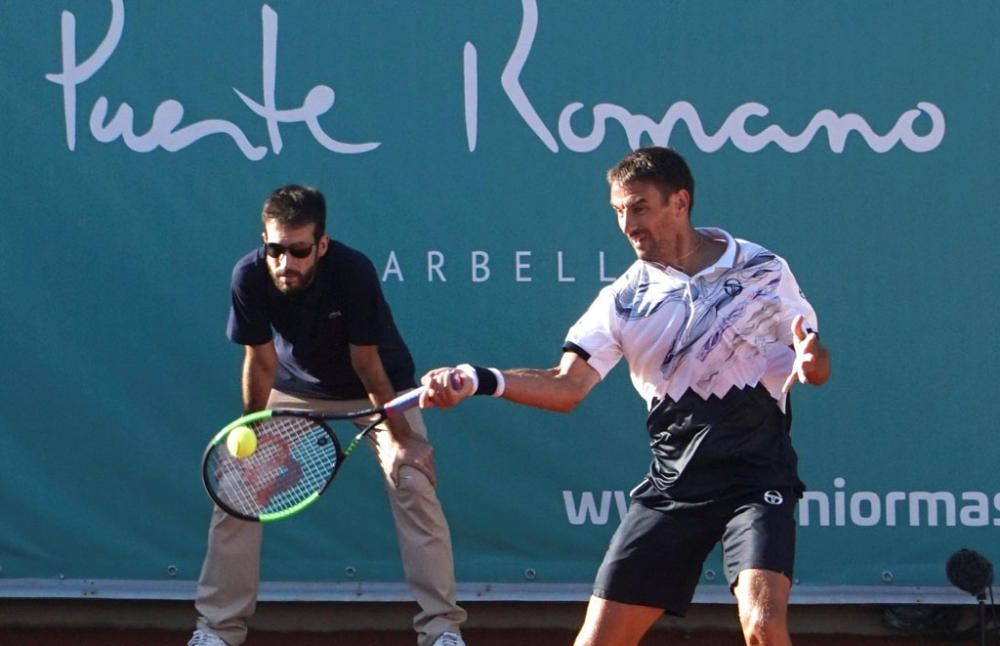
[202, 411, 342, 522]
[201, 388, 422, 522]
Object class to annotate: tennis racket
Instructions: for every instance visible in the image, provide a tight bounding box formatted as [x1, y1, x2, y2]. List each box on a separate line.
[202, 387, 426, 522]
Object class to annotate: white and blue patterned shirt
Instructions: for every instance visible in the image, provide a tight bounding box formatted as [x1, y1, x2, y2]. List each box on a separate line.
[564, 228, 817, 504]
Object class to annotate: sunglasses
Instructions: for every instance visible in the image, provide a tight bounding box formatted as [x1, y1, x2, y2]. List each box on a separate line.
[263, 241, 317, 259]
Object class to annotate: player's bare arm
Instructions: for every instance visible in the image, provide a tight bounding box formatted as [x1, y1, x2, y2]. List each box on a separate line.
[242, 342, 278, 413]
[421, 351, 601, 413]
[782, 314, 831, 393]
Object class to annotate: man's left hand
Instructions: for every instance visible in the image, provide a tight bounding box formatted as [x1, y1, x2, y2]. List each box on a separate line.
[782, 314, 830, 393]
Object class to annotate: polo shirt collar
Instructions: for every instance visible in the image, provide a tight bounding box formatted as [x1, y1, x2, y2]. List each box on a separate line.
[643, 227, 737, 279]
[697, 227, 736, 274]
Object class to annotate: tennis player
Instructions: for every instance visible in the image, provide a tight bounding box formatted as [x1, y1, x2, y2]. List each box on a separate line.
[189, 185, 466, 646]
[421, 147, 830, 646]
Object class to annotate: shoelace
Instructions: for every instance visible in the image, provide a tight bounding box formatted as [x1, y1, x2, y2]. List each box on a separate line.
[188, 631, 226, 646]
[437, 633, 462, 646]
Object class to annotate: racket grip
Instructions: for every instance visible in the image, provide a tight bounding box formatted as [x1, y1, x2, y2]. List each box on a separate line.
[384, 373, 462, 417]
[382, 374, 462, 418]
[384, 386, 426, 417]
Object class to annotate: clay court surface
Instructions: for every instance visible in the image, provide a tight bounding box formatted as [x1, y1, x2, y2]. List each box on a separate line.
[0, 627, 978, 645]
[0, 600, 984, 645]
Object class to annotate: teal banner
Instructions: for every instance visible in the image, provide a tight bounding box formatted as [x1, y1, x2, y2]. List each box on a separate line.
[1, 1, 997, 602]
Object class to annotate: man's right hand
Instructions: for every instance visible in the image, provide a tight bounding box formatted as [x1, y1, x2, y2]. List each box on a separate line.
[420, 367, 475, 409]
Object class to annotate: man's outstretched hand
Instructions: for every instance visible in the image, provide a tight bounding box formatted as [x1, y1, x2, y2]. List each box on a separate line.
[420, 367, 475, 409]
[782, 314, 830, 393]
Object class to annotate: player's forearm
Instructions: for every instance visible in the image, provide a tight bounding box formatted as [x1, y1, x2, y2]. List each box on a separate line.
[428, 353, 599, 412]
[500, 367, 590, 413]
[422, 353, 599, 413]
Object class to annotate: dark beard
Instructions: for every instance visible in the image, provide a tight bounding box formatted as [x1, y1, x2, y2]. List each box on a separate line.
[270, 266, 315, 294]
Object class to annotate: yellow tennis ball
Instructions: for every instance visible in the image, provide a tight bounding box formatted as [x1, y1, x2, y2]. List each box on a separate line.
[226, 425, 257, 459]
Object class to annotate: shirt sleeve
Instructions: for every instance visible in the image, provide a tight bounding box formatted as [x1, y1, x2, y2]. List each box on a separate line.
[226, 258, 273, 346]
[343, 254, 383, 346]
[773, 257, 818, 346]
[563, 285, 623, 379]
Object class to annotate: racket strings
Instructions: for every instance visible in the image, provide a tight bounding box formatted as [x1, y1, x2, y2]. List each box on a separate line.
[207, 416, 339, 518]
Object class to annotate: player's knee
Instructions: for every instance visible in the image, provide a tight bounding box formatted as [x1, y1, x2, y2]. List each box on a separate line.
[738, 605, 788, 646]
[391, 465, 435, 497]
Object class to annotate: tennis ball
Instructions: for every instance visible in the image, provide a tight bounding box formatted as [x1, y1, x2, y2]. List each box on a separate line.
[226, 425, 257, 459]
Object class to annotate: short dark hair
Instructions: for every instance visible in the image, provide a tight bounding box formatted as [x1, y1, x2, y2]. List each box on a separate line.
[606, 146, 695, 214]
[261, 184, 326, 240]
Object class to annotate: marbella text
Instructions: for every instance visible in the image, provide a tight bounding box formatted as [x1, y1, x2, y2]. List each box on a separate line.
[46, 0, 944, 160]
[564, 478, 1000, 528]
[380, 250, 621, 284]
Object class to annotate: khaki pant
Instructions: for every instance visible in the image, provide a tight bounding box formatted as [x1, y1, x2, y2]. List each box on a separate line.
[194, 389, 467, 646]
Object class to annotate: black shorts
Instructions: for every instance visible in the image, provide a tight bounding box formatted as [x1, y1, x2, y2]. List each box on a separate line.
[592, 488, 797, 616]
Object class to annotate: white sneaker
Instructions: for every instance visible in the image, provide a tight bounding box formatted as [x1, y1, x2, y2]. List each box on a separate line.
[432, 632, 466, 646]
[187, 629, 228, 646]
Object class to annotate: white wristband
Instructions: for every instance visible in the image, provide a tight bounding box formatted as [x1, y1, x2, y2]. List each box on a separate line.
[455, 363, 504, 397]
[487, 367, 505, 398]
[455, 363, 479, 393]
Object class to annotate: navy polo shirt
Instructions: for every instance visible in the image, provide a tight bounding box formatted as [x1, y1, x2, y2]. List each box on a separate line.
[227, 241, 417, 399]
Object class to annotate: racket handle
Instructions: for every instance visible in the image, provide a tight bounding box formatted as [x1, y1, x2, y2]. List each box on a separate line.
[384, 373, 462, 417]
[384, 386, 426, 417]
